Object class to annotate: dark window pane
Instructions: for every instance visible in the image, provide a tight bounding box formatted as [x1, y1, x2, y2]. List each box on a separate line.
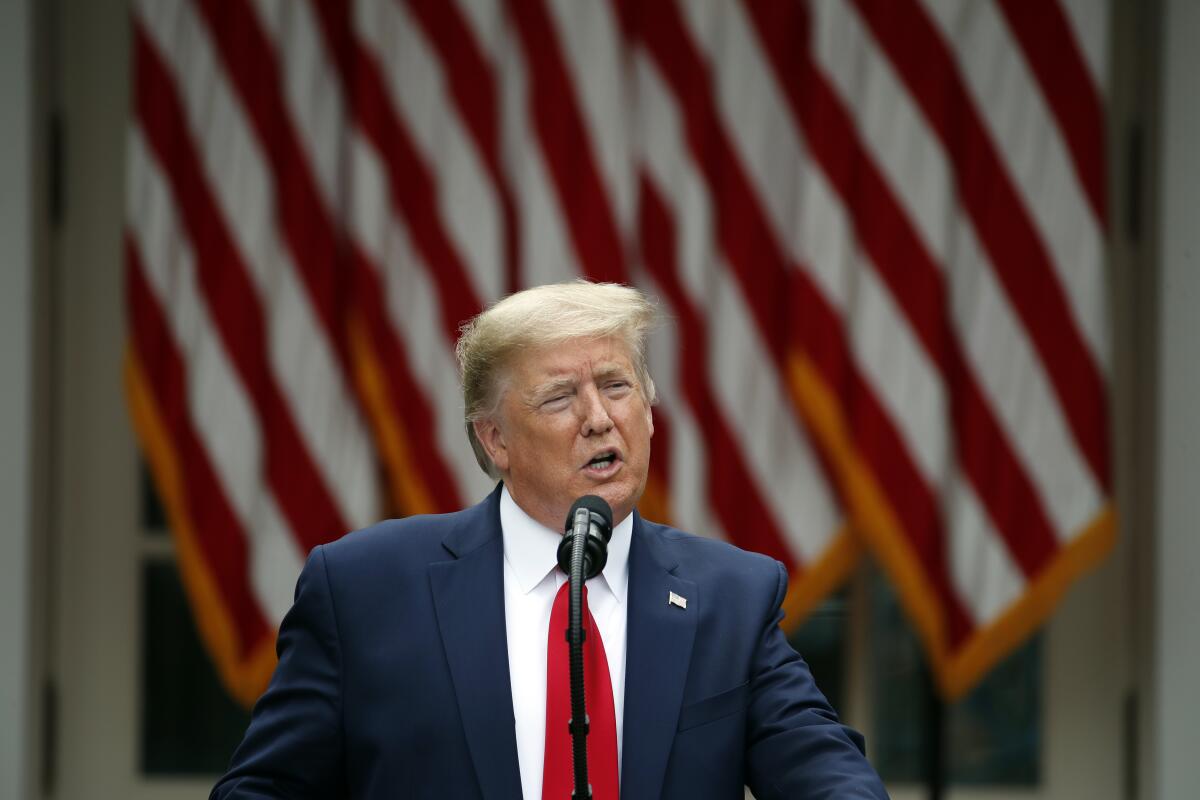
[870, 572, 927, 783]
[788, 592, 847, 715]
[141, 561, 251, 775]
[947, 638, 1040, 784]
[870, 571, 1040, 786]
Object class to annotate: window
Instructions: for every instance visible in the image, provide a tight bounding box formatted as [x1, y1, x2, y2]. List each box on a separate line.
[139, 465, 250, 775]
[788, 591, 849, 715]
[869, 568, 1040, 785]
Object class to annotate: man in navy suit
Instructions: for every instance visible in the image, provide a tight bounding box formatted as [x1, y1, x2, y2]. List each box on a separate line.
[212, 281, 888, 799]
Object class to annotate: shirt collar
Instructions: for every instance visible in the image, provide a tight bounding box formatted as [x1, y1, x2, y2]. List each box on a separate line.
[500, 485, 632, 604]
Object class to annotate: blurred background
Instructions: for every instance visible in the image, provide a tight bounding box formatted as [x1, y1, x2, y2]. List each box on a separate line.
[1, 0, 1195, 797]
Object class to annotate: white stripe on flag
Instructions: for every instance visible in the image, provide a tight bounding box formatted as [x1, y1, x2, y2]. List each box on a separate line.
[637, 57, 841, 562]
[500, 21, 582, 287]
[920, 0, 1108, 368]
[138, 0, 380, 532]
[347, 133, 495, 504]
[674, 0, 812, 275]
[1054, 0, 1108, 90]
[544, 0, 635, 236]
[812, 0, 1104, 540]
[948, 215, 1104, 540]
[945, 470, 1025, 626]
[248, 0, 346, 218]
[356, 0, 506, 305]
[636, 270, 726, 542]
[127, 125, 305, 620]
[813, 0, 955, 283]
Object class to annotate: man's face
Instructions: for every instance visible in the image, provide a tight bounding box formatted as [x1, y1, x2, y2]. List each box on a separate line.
[474, 336, 654, 531]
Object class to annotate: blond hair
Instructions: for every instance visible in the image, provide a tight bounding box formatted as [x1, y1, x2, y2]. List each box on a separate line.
[456, 281, 659, 477]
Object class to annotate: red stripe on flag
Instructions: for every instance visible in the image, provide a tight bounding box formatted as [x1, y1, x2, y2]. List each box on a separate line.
[849, 0, 1111, 492]
[626, 0, 974, 638]
[127, 238, 269, 654]
[627, 0, 791, 365]
[803, 72, 1063, 579]
[744, 0, 1064, 577]
[193, 0, 354, 372]
[310, 0, 484, 339]
[405, 0, 522, 294]
[788, 270, 975, 645]
[349, 246, 465, 511]
[995, 0, 1108, 228]
[638, 177, 799, 571]
[507, 0, 628, 284]
[134, 23, 349, 550]
[626, 0, 844, 507]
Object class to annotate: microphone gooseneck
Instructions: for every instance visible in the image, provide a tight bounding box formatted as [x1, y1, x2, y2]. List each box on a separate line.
[556, 496, 613, 799]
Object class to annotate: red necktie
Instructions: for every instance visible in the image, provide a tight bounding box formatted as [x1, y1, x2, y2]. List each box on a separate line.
[543, 581, 619, 800]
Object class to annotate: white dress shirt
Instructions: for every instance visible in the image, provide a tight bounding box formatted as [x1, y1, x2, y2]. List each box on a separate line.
[500, 486, 631, 800]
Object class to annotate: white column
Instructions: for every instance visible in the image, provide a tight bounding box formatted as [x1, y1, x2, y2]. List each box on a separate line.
[0, 0, 37, 796]
[1154, 1, 1200, 797]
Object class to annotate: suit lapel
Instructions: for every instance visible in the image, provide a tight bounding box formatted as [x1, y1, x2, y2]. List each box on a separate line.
[620, 515, 697, 800]
[429, 488, 523, 800]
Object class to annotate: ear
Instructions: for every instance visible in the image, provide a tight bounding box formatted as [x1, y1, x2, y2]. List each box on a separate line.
[473, 417, 510, 473]
[641, 377, 656, 438]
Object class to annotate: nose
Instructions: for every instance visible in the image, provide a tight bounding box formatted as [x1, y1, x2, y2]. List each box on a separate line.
[579, 384, 614, 437]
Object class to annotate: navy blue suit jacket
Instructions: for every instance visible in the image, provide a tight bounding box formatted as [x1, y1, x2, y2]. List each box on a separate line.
[212, 486, 887, 799]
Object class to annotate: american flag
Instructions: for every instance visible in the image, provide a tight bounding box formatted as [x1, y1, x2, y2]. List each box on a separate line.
[125, 0, 1112, 706]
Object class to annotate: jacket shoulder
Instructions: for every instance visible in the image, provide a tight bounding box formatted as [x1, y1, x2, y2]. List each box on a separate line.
[324, 513, 445, 556]
[318, 492, 498, 579]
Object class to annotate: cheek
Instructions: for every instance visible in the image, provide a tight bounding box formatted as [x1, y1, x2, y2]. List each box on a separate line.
[518, 420, 576, 465]
[620, 408, 654, 455]
[633, 401, 654, 435]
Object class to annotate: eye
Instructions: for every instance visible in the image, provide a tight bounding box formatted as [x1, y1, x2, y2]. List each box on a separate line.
[540, 394, 570, 410]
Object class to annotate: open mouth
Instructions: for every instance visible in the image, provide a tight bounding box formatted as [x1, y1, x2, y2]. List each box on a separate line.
[584, 450, 620, 473]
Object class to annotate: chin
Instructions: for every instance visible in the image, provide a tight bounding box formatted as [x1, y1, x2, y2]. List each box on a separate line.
[595, 485, 638, 522]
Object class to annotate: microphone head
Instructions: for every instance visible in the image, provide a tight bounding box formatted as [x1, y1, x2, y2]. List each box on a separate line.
[564, 494, 613, 539]
[559, 495, 614, 579]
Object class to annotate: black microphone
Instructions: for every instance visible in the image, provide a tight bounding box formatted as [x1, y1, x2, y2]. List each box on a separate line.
[556, 495, 613, 799]
[557, 495, 613, 580]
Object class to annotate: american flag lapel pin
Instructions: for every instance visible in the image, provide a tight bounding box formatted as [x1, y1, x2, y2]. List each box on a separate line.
[668, 591, 687, 609]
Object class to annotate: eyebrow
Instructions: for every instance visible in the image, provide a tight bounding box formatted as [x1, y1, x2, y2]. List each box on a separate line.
[528, 377, 576, 401]
[592, 364, 631, 382]
[527, 363, 633, 401]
